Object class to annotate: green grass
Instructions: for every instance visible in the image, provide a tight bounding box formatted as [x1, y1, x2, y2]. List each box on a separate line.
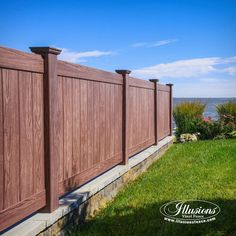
[75, 139, 236, 236]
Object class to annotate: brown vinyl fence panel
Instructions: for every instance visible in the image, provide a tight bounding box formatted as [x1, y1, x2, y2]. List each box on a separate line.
[0, 47, 46, 231]
[128, 78, 155, 156]
[157, 84, 171, 140]
[0, 46, 173, 232]
[56, 62, 123, 195]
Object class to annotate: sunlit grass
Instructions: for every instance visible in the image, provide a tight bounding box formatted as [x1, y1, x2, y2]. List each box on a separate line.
[75, 139, 236, 236]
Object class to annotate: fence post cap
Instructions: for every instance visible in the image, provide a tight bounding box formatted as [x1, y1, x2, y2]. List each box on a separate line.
[30, 46, 62, 55]
[166, 83, 173, 86]
[115, 69, 131, 75]
[149, 79, 159, 83]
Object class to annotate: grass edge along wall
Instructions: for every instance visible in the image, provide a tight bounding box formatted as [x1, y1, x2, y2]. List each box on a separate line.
[0, 46, 173, 232]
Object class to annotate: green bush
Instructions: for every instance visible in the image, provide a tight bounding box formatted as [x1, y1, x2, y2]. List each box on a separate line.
[196, 119, 224, 140]
[173, 102, 205, 136]
[216, 101, 236, 124]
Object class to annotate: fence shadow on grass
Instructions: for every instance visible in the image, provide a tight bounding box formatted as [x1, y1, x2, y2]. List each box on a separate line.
[75, 198, 236, 236]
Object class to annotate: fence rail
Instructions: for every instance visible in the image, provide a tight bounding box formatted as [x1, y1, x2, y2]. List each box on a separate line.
[0, 46, 173, 232]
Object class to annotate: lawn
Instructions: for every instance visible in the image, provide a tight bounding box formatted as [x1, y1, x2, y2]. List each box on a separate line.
[75, 139, 236, 236]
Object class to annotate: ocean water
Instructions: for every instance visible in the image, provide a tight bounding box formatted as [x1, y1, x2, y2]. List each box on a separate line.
[173, 98, 236, 120]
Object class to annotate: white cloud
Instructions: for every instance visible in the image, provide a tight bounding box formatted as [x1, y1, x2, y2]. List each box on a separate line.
[131, 39, 177, 48]
[132, 56, 236, 79]
[223, 66, 236, 75]
[218, 56, 236, 64]
[58, 48, 113, 63]
[150, 39, 177, 47]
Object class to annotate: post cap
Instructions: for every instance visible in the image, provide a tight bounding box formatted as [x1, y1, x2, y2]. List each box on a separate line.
[30, 47, 62, 55]
[149, 79, 159, 83]
[166, 83, 173, 86]
[115, 69, 131, 75]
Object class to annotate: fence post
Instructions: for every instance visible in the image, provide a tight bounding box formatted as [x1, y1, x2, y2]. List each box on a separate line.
[115, 69, 131, 165]
[30, 47, 61, 212]
[149, 79, 159, 145]
[166, 83, 173, 136]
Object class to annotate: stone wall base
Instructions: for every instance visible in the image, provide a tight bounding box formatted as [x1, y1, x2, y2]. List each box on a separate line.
[3, 136, 173, 236]
[38, 138, 173, 236]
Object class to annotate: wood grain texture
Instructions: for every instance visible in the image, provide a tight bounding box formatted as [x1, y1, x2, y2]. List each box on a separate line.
[129, 77, 155, 90]
[58, 78, 123, 195]
[128, 85, 155, 156]
[2, 69, 20, 209]
[58, 60, 122, 84]
[87, 80, 94, 168]
[63, 77, 73, 179]
[167, 84, 173, 135]
[19, 71, 34, 200]
[99, 83, 106, 162]
[72, 79, 81, 175]
[93, 82, 100, 165]
[158, 84, 170, 92]
[0, 46, 172, 231]
[0, 191, 45, 232]
[56, 76, 65, 183]
[157, 86, 171, 140]
[0, 69, 3, 211]
[32, 73, 44, 193]
[43, 53, 61, 212]
[149, 80, 159, 144]
[0, 68, 46, 232]
[0, 47, 43, 73]
[105, 83, 111, 160]
[59, 154, 122, 195]
[80, 79, 88, 172]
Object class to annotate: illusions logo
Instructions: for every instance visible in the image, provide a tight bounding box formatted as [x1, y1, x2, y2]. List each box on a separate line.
[160, 200, 220, 224]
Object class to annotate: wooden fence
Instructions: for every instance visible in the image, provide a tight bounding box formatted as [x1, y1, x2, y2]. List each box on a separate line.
[0, 46, 173, 232]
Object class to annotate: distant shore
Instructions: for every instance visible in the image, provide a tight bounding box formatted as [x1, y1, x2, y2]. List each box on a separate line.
[173, 97, 236, 119]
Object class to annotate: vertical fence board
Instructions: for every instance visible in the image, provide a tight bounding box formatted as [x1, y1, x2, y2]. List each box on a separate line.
[99, 83, 106, 162]
[19, 71, 34, 200]
[105, 84, 111, 160]
[32, 73, 44, 193]
[0, 69, 3, 211]
[93, 82, 100, 164]
[63, 78, 73, 179]
[157, 86, 171, 140]
[72, 79, 81, 175]
[56, 77, 64, 183]
[110, 84, 115, 158]
[114, 85, 119, 155]
[150, 91, 155, 139]
[87, 80, 94, 168]
[135, 88, 138, 147]
[118, 86, 123, 156]
[145, 89, 149, 140]
[127, 87, 132, 149]
[2, 69, 20, 208]
[80, 80, 88, 171]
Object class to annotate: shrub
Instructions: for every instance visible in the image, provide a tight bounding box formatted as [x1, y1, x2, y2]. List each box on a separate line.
[196, 118, 224, 140]
[216, 102, 236, 125]
[173, 102, 205, 136]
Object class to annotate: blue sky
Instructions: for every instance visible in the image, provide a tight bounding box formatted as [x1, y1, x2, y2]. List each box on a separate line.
[1, 0, 236, 97]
